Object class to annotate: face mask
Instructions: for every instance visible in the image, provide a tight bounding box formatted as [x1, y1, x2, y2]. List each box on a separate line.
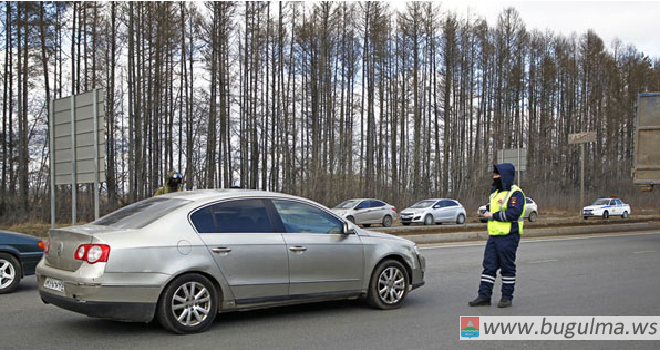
[492, 177, 503, 190]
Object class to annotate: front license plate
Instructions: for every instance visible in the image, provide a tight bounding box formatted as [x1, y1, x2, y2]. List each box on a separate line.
[44, 278, 64, 293]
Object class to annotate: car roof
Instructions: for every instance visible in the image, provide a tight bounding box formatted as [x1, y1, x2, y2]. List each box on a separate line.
[158, 189, 303, 203]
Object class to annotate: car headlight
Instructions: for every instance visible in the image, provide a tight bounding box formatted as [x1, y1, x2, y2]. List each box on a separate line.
[408, 245, 421, 255]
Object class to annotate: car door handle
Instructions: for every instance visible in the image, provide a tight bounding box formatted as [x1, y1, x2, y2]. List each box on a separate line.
[289, 246, 307, 253]
[212, 247, 232, 254]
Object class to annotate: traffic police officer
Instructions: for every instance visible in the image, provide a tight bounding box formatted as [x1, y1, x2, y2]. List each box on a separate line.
[469, 163, 526, 308]
[154, 171, 184, 196]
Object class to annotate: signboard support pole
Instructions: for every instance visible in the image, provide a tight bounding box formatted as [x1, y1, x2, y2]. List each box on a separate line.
[93, 89, 100, 221]
[580, 143, 585, 212]
[71, 95, 76, 225]
[49, 100, 55, 229]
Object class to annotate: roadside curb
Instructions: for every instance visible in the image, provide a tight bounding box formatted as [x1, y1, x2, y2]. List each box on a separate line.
[401, 221, 660, 244]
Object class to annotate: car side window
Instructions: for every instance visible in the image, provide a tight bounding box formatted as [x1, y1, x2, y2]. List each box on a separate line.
[616, 200, 623, 205]
[447, 201, 458, 207]
[272, 200, 343, 234]
[439, 200, 452, 207]
[357, 201, 370, 209]
[526, 198, 533, 204]
[190, 199, 273, 233]
[434, 201, 442, 208]
[371, 200, 385, 207]
[609, 200, 615, 206]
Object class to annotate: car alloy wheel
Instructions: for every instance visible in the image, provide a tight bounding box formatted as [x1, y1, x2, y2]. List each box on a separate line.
[171, 281, 212, 327]
[424, 214, 433, 225]
[367, 259, 409, 309]
[622, 211, 628, 218]
[0, 253, 21, 294]
[156, 273, 217, 334]
[382, 215, 393, 227]
[602, 211, 609, 219]
[378, 267, 406, 304]
[456, 214, 465, 224]
[528, 212, 537, 222]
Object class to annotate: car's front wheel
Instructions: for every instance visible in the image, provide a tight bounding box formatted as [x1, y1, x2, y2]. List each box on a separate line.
[424, 214, 433, 225]
[456, 213, 466, 224]
[156, 273, 218, 334]
[0, 253, 21, 294]
[602, 211, 609, 219]
[367, 260, 410, 310]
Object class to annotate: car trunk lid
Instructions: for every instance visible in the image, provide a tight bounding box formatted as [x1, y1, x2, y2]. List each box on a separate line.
[44, 225, 113, 272]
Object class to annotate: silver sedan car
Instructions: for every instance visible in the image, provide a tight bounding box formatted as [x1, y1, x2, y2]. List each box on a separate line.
[331, 198, 398, 227]
[37, 190, 425, 334]
[400, 198, 467, 225]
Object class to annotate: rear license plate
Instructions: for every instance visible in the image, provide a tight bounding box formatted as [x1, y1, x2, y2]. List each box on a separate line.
[44, 278, 64, 293]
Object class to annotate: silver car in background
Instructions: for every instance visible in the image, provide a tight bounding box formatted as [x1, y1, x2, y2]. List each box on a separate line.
[400, 198, 467, 225]
[331, 198, 398, 227]
[37, 190, 425, 334]
[477, 197, 538, 223]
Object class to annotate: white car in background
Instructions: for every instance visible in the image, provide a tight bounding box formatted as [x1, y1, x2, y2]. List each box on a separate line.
[331, 198, 398, 227]
[400, 199, 466, 225]
[583, 197, 631, 220]
[477, 197, 539, 223]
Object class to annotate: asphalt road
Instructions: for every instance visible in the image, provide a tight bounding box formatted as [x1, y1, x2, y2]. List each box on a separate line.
[2, 231, 660, 350]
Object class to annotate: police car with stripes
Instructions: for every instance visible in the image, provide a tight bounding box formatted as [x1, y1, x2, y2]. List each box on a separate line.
[582, 197, 631, 220]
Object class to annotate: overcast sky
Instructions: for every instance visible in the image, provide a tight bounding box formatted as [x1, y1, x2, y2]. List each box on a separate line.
[391, 0, 660, 58]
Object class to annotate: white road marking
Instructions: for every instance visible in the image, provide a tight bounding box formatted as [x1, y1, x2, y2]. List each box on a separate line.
[528, 259, 559, 264]
[419, 230, 660, 250]
[632, 250, 657, 254]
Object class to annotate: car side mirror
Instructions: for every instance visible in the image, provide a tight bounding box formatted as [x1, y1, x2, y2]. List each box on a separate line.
[432, 205, 441, 209]
[342, 222, 354, 235]
[354, 206, 363, 210]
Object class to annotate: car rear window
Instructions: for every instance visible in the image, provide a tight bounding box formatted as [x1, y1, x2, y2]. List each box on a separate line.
[93, 197, 188, 229]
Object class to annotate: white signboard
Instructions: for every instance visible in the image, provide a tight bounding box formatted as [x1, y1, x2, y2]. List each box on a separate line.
[568, 132, 596, 145]
[498, 148, 527, 172]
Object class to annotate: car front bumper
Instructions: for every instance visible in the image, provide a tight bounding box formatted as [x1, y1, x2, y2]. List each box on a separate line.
[400, 214, 424, 223]
[411, 253, 426, 290]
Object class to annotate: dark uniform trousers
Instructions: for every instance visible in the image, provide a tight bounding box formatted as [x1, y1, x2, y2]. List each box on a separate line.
[478, 232, 520, 301]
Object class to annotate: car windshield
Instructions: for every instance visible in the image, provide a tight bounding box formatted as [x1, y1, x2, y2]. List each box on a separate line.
[591, 199, 610, 206]
[334, 200, 360, 209]
[93, 197, 188, 229]
[410, 200, 436, 208]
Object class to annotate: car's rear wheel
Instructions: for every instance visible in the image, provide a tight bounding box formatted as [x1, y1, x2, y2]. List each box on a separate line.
[156, 273, 218, 334]
[456, 213, 466, 225]
[528, 211, 537, 222]
[622, 211, 629, 218]
[382, 215, 393, 227]
[0, 253, 21, 294]
[367, 260, 410, 310]
[602, 211, 609, 219]
[584, 216, 588, 221]
[424, 214, 433, 225]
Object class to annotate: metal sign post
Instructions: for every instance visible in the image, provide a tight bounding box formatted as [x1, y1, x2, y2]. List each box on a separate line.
[568, 132, 596, 212]
[50, 89, 106, 228]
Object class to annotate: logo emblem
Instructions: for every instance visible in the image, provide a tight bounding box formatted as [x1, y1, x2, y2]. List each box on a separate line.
[57, 242, 64, 257]
[498, 199, 503, 205]
[461, 317, 479, 339]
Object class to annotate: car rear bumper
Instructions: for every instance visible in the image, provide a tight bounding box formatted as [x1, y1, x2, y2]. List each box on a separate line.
[40, 291, 155, 322]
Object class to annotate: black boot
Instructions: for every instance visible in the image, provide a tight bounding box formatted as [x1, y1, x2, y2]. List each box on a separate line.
[497, 299, 512, 308]
[468, 297, 491, 307]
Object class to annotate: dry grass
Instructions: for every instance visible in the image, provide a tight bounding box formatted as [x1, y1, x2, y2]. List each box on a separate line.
[0, 223, 56, 238]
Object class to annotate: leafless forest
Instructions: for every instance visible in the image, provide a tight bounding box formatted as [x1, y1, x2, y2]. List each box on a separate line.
[1, 2, 659, 224]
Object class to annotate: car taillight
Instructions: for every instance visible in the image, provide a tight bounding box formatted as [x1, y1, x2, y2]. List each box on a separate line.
[73, 244, 111, 264]
[43, 238, 50, 254]
[392, 206, 396, 212]
[38, 241, 45, 250]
